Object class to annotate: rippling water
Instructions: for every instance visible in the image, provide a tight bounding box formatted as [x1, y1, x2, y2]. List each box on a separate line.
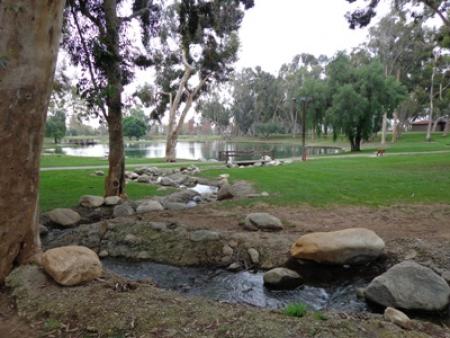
[102, 258, 369, 312]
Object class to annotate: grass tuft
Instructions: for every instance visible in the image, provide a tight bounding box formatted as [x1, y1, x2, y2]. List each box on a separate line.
[283, 303, 308, 317]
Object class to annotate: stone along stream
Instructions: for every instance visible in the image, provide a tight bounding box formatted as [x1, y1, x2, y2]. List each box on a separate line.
[102, 258, 376, 312]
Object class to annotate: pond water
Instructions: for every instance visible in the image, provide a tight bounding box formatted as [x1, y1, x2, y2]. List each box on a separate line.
[47, 141, 343, 160]
[102, 258, 370, 312]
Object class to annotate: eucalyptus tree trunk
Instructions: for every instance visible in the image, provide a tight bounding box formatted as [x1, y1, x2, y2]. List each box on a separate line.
[165, 56, 207, 162]
[392, 112, 399, 143]
[103, 0, 125, 196]
[381, 112, 387, 145]
[426, 55, 437, 142]
[0, 0, 65, 283]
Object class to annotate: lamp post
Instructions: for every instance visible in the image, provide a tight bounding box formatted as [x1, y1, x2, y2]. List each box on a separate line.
[300, 97, 311, 161]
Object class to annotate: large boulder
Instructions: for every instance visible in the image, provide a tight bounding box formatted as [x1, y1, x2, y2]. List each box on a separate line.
[79, 195, 104, 208]
[41, 246, 102, 286]
[364, 261, 450, 312]
[290, 228, 385, 265]
[136, 200, 164, 214]
[244, 213, 283, 232]
[263, 268, 303, 289]
[47, 208, 81, 227]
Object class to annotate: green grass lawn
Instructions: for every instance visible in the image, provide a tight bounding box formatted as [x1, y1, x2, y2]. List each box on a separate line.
[39, 170, 171, 211]
[39, 152, 450, 211]
[357, 132, 450, 154]
[40, 154, 196, 168]
[201, 153, 450, 207]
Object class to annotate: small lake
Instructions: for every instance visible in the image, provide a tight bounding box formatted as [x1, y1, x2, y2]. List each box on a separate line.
[47, 141, 343, 160]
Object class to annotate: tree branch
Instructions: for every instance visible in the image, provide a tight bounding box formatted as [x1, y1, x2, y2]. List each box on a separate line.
[70, 1, 108, 119]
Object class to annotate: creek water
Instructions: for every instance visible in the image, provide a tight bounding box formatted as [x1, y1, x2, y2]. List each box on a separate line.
[102, 258, 373, 312]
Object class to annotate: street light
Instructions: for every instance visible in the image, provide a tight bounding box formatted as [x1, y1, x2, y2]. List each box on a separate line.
[299, 97, 311, 161]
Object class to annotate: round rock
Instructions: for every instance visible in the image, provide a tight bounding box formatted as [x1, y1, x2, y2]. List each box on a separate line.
[104, 196, 122, 206]
[79, 195, 104, 208]
[244, 213, 283, 232]
[365, 261, 450, 312]
[47, 208, 81, 227]
[136, 200, 164, 214]
[263, 268, 303, 289]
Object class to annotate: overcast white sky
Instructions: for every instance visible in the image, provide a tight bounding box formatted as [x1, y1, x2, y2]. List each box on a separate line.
[235, 0, 389, 74]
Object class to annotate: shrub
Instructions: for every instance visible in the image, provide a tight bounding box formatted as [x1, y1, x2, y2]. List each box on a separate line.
[283, 302, 308, 317]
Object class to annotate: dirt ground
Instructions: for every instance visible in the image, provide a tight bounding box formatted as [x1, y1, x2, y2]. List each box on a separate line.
[2, 202, 450, 337]
[140, 203, 450, 267]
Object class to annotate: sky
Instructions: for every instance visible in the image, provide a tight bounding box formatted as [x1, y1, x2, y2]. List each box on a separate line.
[63, 0, 391, 126]
[235, 0, 389, 74]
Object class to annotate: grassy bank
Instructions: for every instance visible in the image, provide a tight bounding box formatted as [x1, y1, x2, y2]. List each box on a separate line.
[201, 153, 450, 206]
[39, 170, 171, 211]
[39, 152, 450, 211]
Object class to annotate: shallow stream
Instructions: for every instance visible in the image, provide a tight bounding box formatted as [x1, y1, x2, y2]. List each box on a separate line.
[102, 258, 372, 312]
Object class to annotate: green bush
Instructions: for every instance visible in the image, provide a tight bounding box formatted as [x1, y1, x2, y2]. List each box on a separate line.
[283, 303, 308, 317]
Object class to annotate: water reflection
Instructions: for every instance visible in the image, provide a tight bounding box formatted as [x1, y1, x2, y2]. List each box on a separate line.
[55, 141, 343, 160]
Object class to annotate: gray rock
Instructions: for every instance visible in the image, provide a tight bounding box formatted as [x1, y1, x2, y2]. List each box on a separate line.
[136, 200, 164, 214]
[217, 182, 234, 201]
[124, 234, 141, 244]
[190, 230, 221, 242]
[164, 202, 188, 211]
[148, 222, 167, 231]
[47, 208, 81, 227]
[248, 248, 260, 264]
[365, 261, 450, 311]
[164, 190, 199, 204]
[227, 262, 242, 272]
[244, 213, 283, 232]
[98, 249, 109, 258]
[80, 195, 104, 208]
[231, 181, 256, 197]
[384, 307, 413, 330]
[39, 224, 49, 236]
[137, 174, 151, 183]
[186, 201, 197, 208]
[160, 177, 177, 187]
[263, 268, 303, 289]
[222, 245, 234, 256]
[167, 173, 197, 187]
[129, 172, 139, 180]
[113, 204, 135, 218]
[104, 196, 122, 206]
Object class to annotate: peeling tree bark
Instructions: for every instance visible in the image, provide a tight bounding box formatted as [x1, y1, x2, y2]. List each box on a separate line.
[165, 56, 207, 162]
[0, 0, 65, 283]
